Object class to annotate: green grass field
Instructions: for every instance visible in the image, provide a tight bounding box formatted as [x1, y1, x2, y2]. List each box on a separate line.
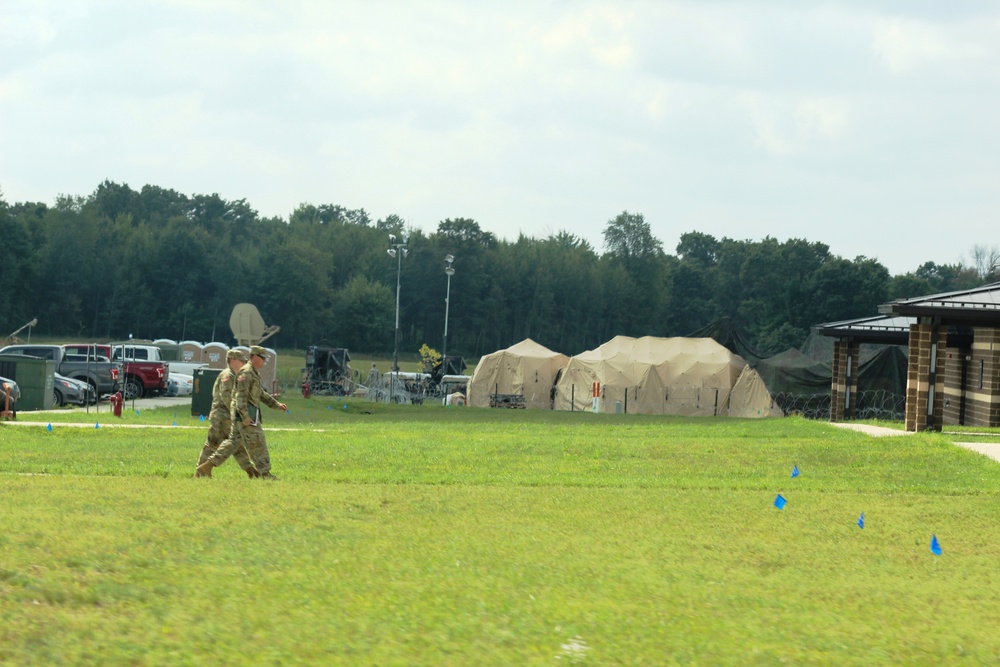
[2, 399, 1000, 665]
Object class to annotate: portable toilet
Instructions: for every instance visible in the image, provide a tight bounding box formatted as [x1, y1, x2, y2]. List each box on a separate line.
[262, 347, 279, 395]
[203, 342, 228, 369]
[180, 340, 205, 364]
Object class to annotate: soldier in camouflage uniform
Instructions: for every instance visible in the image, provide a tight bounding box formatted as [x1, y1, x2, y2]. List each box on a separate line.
[196, 348, 260, 478]
[196, 345, 287, 479]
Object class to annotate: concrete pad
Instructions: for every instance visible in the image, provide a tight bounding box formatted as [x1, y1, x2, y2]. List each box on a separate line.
[829, 422, 1000, 464]
[827, 422, 912, 437]
[954, 442, 1000, 464]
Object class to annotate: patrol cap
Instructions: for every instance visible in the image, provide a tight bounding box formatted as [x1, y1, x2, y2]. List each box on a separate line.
[249, 345, 269, 358]
[226, 349, 247, 362]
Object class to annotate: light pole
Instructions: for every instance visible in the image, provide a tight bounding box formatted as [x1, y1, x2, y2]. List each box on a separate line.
[387, 234, 408, 399]
[442, 255, 455, 371]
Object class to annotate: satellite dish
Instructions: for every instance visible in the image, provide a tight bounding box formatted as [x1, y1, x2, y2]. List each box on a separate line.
[230, 303, 267, 346]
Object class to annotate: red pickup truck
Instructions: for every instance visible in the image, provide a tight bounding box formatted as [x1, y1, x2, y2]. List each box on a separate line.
[63, 344, 169, 400]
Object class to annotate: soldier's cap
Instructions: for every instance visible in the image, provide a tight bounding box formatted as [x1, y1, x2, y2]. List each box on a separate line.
[249, 345, 269, 358]
[226, 349, 247, 362]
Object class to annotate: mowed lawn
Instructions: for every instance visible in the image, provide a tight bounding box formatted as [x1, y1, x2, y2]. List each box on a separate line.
[2, 400, 1000, 665]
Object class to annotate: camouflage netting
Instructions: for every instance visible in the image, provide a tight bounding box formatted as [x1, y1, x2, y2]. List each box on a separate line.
[691, 319, 908, 420]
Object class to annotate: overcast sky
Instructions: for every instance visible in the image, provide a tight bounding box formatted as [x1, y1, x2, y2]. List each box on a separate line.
[2, 1, 998, 275]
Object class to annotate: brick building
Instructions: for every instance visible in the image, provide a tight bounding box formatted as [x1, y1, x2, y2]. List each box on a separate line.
[817, 283, 1000, 432]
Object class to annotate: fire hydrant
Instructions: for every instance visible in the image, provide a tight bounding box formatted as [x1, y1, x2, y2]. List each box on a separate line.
[110, 391, 124, 418]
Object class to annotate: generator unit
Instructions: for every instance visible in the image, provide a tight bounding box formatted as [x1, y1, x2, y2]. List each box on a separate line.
[302, 346, 354, 396]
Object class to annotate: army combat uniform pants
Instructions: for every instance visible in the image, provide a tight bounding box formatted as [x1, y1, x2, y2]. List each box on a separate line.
[207, 420, 272, 475]
[197, 408, 255, 471]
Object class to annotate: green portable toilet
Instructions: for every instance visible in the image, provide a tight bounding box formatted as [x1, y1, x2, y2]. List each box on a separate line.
[191, 367, 222, 417]
[0, 353, 56, 411]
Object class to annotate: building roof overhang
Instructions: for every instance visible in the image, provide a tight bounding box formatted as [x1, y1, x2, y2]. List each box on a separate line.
[814, 314, 913, 345]
[878, 282, 1000, 325]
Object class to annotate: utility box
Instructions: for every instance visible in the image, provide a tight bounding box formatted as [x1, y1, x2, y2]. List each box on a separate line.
[191, 367, 222, 417]
[0, 353, 56, 411]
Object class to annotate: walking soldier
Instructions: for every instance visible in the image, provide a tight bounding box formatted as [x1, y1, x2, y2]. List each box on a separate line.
[195, 345, 287, 479]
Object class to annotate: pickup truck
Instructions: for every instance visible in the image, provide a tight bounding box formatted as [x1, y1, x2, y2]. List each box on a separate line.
[68, 344, 169, 400]
[111, 343, 207, 376]
[0, 344, 121, 396]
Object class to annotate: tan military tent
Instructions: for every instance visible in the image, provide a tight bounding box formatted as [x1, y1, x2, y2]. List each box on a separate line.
[728, 365, 783, 418]
[553, 335, 773, 416]
[468, 339, 569, 409]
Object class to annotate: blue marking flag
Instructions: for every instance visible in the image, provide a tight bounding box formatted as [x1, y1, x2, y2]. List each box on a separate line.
[136, 409, 140, 416]
[95, 422, 100, 429]
[343, 404, 348, 410]
[327, 405, 331, 410]
[46, 423, 52, 432]
[172, 421, 177, 426]
[857, 512, 865, 529]
[931, 535, 942, 556]
[791, 465, 800, 478]
[199, 414, 205, 421]
[774, 494, 787, 510]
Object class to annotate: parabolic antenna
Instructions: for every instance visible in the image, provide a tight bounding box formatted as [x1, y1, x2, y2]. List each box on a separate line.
[230, 303, 267, 346]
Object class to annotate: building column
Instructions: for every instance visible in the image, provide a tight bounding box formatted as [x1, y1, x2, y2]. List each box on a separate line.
[905, 322, 948, 432]
[831, 339, 860, 422]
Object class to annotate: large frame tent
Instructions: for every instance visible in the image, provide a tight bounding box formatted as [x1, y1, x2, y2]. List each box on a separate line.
[467, 339, 569, 409]
[553, 335, 766, 416]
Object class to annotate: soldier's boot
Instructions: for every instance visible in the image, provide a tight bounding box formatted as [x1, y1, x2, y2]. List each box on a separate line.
[194, 461, 215, 478]
[260, 471, 279, 480]
[245, 467, 261, 479]
[197, 444, 213, 466]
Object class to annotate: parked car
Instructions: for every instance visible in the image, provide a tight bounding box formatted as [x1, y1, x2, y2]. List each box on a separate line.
[166, 372, 194, 397]
[53, 373, 96, 407]
[0, 375, 20, 413]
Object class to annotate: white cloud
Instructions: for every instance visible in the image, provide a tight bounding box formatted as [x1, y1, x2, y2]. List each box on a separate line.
[739, 93, 851, 156]
[2, 1, 1000, 274]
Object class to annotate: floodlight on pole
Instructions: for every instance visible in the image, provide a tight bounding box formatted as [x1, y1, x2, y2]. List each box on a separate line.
[442, 255, 455, 368]
[388, 234, 409, 400]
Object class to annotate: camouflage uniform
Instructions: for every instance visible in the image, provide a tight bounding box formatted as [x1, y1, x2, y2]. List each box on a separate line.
[197, 364, 255, 471]
[207, 349, 282, 475]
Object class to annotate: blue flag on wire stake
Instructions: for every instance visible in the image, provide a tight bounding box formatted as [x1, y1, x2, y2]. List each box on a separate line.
[791, 465, 800, 478]
[136, 409, 140, 416]
[931, 535, 942, 556]
[199, 414, 205, 421]
[857, 513, 865, 529]
[95, 422, 100, 429]
[46, 423, 52, 432]
[774, 494, 787, 510]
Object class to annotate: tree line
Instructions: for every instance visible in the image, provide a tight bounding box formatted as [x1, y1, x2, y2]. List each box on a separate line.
[0, 181, 994, 359]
